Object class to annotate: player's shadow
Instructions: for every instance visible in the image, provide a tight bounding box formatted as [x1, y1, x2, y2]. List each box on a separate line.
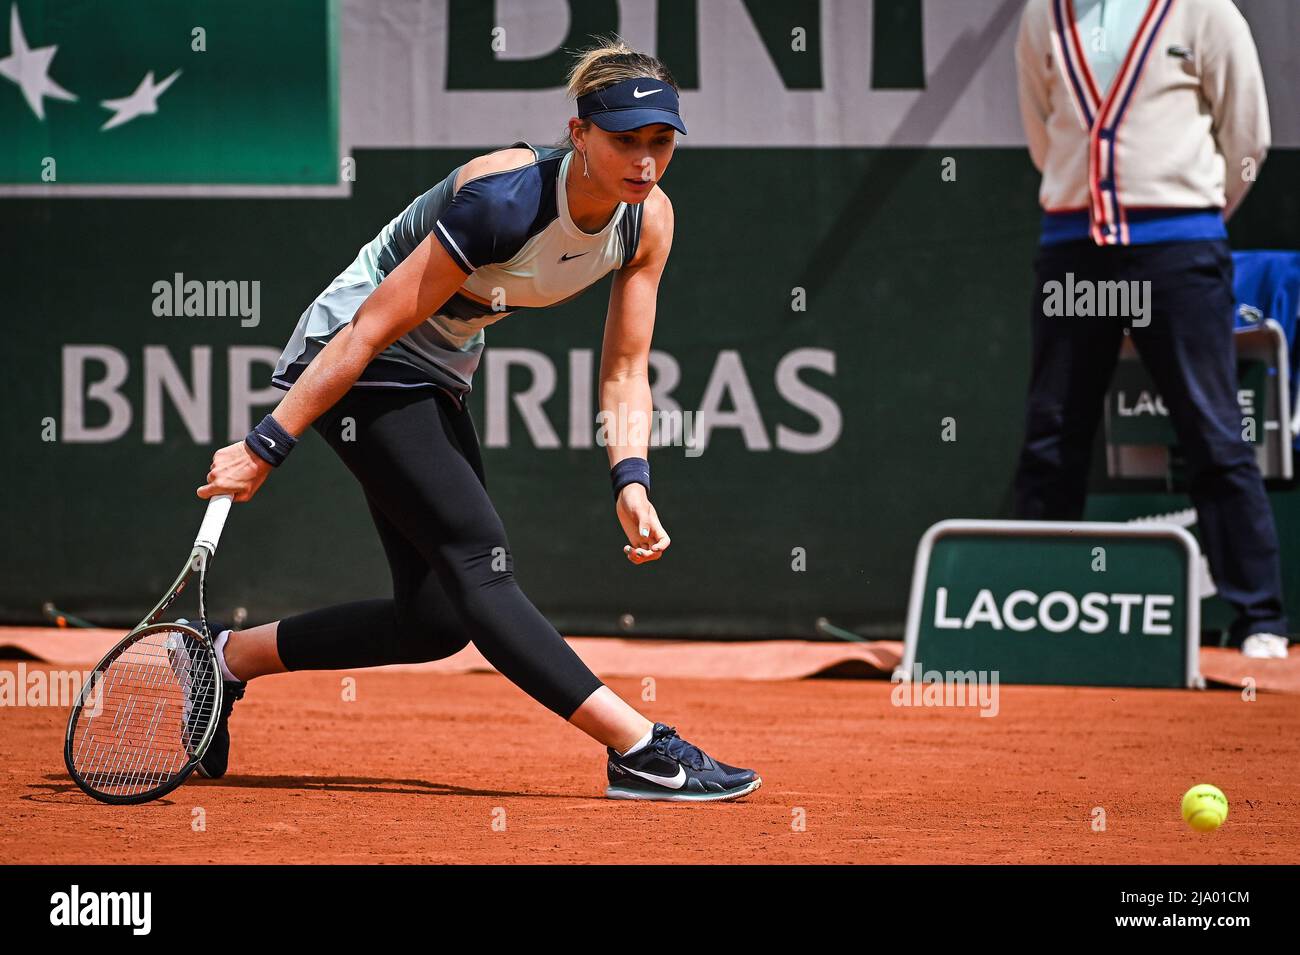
[30, 773, 573, 800]
[197, 773, 559, 799]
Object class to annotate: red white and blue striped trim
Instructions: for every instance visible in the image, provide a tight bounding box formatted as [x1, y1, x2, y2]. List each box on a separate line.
[1088, 0, 1174, 244]
[1044, 0, 1222, 247]
[1051, 0, 1099, 128]
[1040, 207, 1228, 247]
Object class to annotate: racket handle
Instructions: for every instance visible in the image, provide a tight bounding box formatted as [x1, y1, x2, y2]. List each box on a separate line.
[195, 494, 234, 553]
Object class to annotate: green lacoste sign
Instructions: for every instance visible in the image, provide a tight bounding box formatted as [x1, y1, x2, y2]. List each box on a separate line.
[1107, 358, 1267, 447]
[899, 520, 1203, 688]
[0, 0, 338, 187]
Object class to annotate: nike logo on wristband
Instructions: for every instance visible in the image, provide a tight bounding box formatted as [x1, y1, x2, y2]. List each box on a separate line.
[260, 435, 277, 449]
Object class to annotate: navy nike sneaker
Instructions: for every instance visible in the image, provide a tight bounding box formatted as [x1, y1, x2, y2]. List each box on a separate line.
[606, 723, 761, 802]
[196, 675, 245, 780]
[171, 619, 246, 780]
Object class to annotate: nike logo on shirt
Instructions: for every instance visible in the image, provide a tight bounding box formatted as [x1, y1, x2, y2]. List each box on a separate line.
[560, 251, 589, 261]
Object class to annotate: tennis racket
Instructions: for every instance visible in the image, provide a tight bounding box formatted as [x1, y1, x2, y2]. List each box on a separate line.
[64, 494, 235, 804]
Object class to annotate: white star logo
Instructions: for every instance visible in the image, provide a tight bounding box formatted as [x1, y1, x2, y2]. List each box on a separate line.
[100, 69, 181, 130]
[0, 3, 78, 120]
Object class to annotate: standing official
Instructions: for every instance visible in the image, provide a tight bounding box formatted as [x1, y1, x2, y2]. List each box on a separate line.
[1012, 0, 1287, 657]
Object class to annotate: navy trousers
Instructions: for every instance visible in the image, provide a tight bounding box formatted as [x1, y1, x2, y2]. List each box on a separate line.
[1012, 238, 1287, 640]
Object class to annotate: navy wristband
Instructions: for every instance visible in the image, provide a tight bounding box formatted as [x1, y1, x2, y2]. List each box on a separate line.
[611, 457, 650, 500]
[245, 414, 298, 468]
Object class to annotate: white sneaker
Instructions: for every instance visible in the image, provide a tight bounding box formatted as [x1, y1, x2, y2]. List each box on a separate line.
[1241, 633, 1289, 659]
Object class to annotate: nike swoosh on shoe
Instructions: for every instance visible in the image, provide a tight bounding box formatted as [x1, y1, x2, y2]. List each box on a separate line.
[617, 763, 687, 789]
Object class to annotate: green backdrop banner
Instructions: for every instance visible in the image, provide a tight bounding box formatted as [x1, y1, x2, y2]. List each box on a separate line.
[4, 147, 1299, 636]
[4, 0, 1300, 637]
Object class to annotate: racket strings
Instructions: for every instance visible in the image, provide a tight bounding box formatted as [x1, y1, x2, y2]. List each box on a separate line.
[70, 626, 220, 798]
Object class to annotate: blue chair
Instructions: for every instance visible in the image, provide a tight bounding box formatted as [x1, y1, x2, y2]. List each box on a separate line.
[1233, 250, 1300, 449]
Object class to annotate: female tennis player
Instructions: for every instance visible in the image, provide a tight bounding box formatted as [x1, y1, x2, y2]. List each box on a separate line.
[194, 39, 760, 802]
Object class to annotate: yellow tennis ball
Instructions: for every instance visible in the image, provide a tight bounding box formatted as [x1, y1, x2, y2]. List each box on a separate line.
[1181, 784, 1228, 832]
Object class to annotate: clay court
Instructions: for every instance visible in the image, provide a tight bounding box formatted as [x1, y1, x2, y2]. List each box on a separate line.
[3, 636, 1297, 865]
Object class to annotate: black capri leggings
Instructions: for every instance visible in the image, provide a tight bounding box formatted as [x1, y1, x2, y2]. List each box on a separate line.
[275, 385, 606, 719]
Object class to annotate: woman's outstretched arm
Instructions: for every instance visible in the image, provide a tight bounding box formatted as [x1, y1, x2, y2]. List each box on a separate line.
[600, 187, 674, 564]
[198, 235, 470, 502]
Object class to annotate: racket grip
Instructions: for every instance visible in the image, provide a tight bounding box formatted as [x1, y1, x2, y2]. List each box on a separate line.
[195, 494, 234, 553]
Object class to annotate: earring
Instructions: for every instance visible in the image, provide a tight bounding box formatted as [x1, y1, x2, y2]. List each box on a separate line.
[582, 151, 591, 178]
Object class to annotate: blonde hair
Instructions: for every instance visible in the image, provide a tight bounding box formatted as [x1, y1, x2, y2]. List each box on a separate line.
[555, 34, 679, 148]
